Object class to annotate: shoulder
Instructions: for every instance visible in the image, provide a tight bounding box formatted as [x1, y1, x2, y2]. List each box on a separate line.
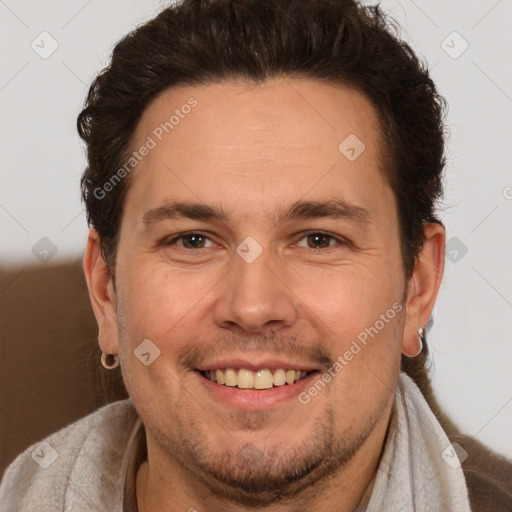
[399, 371, 512, 511]
[460, 441, 512, 512]
[0, 399, 139, 512]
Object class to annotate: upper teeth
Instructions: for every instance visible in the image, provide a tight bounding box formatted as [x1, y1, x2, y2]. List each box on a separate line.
[203, 368, 309, 389]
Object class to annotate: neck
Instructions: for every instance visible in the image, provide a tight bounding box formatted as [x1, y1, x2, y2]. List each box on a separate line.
[136, 400, 394, 512]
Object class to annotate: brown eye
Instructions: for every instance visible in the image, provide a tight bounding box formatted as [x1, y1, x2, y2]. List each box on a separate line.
[167, 232, 214, 249]
[296, 232, 344, 250]
[306, 233, 333, 249]
[182, 234, 206, 249]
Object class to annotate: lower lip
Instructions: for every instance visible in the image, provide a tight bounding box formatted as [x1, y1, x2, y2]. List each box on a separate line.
[193, 370, 320, 410]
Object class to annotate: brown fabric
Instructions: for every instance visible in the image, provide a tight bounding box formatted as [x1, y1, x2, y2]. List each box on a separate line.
[0, 259, 127, 477]
[1, 259, 510, 510]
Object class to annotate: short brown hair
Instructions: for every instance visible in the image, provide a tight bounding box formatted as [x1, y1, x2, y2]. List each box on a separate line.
[78, 0, 446, 282]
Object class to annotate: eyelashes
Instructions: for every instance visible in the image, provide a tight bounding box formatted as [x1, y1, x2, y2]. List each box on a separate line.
[164, 230, 348, 251]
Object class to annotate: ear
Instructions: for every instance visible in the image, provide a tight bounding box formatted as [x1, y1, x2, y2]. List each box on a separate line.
[402, 222, 445, 356]
[83, 229, 119, 355]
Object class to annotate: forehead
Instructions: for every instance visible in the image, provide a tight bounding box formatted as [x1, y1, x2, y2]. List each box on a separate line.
[124, 78, 393, 224]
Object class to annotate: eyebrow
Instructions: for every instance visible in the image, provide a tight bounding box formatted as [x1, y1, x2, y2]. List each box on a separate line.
[142, 198, 371, 230]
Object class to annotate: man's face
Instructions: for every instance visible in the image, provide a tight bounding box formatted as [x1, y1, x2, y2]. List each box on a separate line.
[108, 78, 408, 502]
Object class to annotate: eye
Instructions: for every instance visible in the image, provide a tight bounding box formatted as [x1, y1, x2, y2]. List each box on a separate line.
[295, 231, 346, 250]
[163, 231, 347, 251]
[165, 232, 215, 250]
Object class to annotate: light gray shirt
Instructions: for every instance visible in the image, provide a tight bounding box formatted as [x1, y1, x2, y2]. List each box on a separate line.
[0, 373, 471, 511]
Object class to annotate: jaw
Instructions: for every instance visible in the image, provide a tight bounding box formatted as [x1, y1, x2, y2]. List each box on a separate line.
[143, 388, 383, 508]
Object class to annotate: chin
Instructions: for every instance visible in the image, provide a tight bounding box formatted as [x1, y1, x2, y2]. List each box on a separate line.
[162, 406, 372, 507]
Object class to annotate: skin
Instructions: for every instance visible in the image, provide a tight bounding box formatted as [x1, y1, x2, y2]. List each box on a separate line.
[84, 78, 445, 511]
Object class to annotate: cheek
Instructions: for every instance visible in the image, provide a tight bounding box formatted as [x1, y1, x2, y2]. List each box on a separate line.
[304, 262, 404, 395]
[316, 301, 403, 431]
[115, 269, 198, 410]
[302, 261, 401, 335]
[119, 265, 209, 342]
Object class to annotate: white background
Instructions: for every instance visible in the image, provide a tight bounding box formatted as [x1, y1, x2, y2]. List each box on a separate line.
[0, 0, 511, 459]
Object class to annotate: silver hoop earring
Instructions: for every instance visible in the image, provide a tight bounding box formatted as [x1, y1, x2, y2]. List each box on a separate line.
[411, 327, 424, 357]
[101, 352, 120, 369]
[404, 327, 424, 358]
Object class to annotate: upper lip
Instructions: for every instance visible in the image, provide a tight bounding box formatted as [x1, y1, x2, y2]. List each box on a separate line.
[195, 356, 318, 372]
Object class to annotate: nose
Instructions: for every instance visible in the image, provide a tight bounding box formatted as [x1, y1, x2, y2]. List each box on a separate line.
[212, 246, 298, 334]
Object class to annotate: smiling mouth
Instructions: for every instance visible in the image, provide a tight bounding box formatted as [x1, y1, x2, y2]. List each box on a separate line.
[198, 368, 316, 389]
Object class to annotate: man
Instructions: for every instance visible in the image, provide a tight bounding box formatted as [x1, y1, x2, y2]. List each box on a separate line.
[1, 0, 511, 510]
